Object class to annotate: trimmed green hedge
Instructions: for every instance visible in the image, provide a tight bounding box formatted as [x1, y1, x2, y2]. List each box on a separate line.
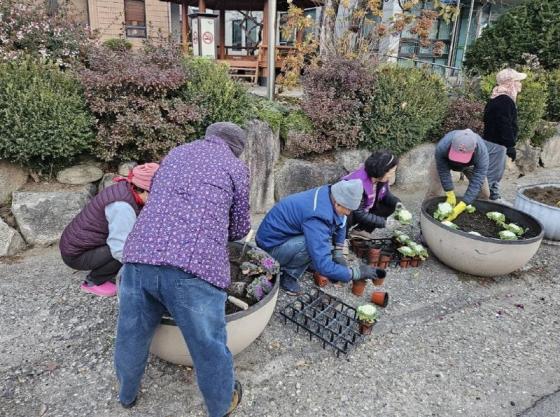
[465, 0, 560, 74]
[0, 58, 94, 173]
[362, 65, 448, 154]
[546, 69, 560, 122]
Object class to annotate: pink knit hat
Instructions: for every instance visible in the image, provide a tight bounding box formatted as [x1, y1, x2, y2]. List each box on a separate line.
[130, 163, 159, 191]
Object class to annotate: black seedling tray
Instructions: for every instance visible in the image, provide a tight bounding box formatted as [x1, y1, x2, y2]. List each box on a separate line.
[279, 288, 367, 357]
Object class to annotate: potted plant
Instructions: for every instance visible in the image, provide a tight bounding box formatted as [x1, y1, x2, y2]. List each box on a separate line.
[356, 304, 378, 335]
[367, 246, 381, 266]
[351, 239, 367, 258]
[351, 279, 367, 297]
[372, 269, 386, 286]
[313, 271, 329, 287]
[393, 230, 412, 247]
[394, 204, 413, 225]
[378, 252, 392, 269]
[397, 246, 414, 268]
[408, 242, 429, 267]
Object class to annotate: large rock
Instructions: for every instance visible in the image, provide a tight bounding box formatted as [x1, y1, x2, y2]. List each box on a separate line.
[241, 120, 281, 213]
[118, 162, 138, 177]
[515, 142, 542, 175]
[334, 149, 370, 172]
[275, 158, 346, 201]
[0, 218, 26, 257]
[98, 173, 119, 193]
[504, 157, 520, 179]
[540, 135, 560, 168]
[56, 165, 103, 185]
[0, 161, 28, 204]
[11, 185, 94, 246]
[395, 143, 436, 188]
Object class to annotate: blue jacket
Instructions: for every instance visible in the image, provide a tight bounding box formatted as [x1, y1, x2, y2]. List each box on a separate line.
[256, 186, 352, 282]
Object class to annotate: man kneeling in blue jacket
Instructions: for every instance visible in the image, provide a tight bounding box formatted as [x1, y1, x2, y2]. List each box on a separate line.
[256, 179, 385, 295]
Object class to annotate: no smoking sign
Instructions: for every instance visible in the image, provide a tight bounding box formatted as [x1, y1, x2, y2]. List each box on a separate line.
[202, 31, 214, 44]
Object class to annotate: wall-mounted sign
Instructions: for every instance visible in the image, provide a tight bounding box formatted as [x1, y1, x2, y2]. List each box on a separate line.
[190, 13, 217, 58]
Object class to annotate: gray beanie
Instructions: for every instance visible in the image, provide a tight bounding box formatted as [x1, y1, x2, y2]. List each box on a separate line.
[331, 179, 363, 211]
[205, 122, 247, 157]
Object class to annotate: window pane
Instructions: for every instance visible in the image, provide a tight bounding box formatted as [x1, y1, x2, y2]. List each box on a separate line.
[232, 20, 242, 49]
[125, 0, 146, 38]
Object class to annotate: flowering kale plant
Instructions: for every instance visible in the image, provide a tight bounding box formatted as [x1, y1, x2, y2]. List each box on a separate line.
[239, 248, 279, 302]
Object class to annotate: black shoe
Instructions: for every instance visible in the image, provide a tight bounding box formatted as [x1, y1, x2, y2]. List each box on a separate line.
[223, 380, 242, 416]
[120, 397, 137, 409]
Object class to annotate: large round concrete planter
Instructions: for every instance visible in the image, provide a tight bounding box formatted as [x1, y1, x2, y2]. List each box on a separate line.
[421, 197, 544, 276]
[149, 242, 279, 366]
[515, 183, 560, 241]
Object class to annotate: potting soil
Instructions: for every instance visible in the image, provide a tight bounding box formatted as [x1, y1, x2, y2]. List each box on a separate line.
[523, 186, 560, 208]
[453, 210, 505, 238]
[427, 201, 538, 239]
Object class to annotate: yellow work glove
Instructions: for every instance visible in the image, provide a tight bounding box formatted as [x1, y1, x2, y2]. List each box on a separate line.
[446, 201, 466, 222]
[445, 191, 457, 207]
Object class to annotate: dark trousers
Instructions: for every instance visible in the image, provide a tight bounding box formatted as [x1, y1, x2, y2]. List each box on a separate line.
[61, 245, 121, 285]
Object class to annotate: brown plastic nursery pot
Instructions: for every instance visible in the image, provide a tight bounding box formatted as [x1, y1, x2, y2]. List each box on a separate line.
[410, 258, 419, 267]
[371, 291, 389, 307]
[367, 248, 381, 264]
[399, 257, 411, 268]
[359, 321, 374, 335]
[380, 254, 391, 262]
[378, 254, 391, 269]
[372, 277, 385, 286]
[351, 279, 367, 296]
[351, 239, 367, 257]
[313, 272, 329, 288]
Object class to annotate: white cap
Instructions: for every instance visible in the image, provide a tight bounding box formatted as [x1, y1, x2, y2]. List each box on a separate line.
[496, 68, 527, 84]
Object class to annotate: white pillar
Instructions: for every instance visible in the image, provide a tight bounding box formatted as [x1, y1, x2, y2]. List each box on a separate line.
[379, 0, 403, 62]
[267, 0, 277, 100]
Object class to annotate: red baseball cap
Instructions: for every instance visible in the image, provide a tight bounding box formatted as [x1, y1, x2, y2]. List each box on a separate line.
[448, 129, 477, 164]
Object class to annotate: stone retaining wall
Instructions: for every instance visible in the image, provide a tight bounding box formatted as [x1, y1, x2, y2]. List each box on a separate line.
[1, 121, 559, 255]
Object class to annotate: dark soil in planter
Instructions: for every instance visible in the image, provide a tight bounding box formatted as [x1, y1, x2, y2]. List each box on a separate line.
[453, 210, 504, 237]
[426, 201, 539, 239]
[523, 186, 560, 208]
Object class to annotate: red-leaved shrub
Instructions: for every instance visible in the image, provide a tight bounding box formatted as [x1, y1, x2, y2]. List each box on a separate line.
[300, 57, 376, 153]
[79, 45, 203, 162]
[439, 97, 485, 137]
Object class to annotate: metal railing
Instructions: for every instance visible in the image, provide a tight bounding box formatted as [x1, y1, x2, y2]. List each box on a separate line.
[382, 53, 464, 87]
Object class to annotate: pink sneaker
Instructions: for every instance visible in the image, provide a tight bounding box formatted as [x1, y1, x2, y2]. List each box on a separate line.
[80, 281, 117, 297]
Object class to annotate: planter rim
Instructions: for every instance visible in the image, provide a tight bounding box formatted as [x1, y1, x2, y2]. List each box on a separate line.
[421, 197, 544, 245]
[517, 183, 560, 213]
[161, 274, 279, 326]
[161, 242, 280, 326]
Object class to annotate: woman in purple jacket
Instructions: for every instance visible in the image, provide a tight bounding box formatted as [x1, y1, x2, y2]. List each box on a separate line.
[115, 122, 249, 416]
[343, 150, 401, 238]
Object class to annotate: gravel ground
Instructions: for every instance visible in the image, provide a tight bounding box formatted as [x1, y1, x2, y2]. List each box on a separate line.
[1, 168, 560, 417]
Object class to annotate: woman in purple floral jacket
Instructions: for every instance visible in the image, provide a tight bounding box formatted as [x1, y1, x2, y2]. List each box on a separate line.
[114, 122, 250, 417]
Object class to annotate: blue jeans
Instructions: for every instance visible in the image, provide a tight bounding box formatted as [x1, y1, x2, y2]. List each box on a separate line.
[268, 235, 312, 283]
[114, 263, 234, 417]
